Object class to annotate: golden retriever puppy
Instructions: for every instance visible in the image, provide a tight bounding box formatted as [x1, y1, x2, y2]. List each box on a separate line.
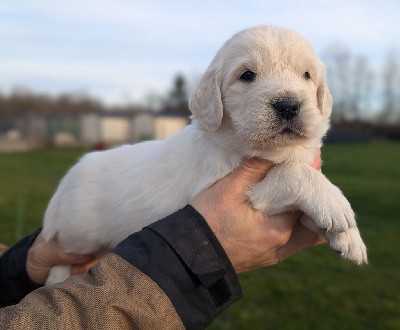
[43, 25, 367, 285]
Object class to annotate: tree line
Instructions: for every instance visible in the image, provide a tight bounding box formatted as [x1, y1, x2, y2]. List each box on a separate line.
[1, 49, 399, 138]
[323, 45, 400, 127]
[0, 89, 104, 118]
[0, 74, 191, 121]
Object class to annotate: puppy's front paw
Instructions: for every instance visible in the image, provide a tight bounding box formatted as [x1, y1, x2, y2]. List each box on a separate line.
[325, 228, 368, 265]
[307, 185, 356, 233]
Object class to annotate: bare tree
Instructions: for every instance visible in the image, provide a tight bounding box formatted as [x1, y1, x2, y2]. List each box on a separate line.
[323, 45, 352, 123]
[323, 45, 376, 124]
[380, 50, 400, 125]
[164, 74, 191, 117]
[351, 56, 374, 119]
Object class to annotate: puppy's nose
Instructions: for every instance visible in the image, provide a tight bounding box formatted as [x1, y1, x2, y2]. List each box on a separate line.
[271, 97, 300, 120]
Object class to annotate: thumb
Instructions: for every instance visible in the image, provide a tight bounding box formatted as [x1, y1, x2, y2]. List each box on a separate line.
[233, 158, 274, 190]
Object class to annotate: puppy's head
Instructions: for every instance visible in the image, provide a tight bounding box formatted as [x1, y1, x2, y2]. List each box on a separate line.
[190, 25, 332, 152]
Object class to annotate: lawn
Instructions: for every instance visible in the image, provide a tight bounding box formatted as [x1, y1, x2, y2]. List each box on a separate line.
[0, 142, 399, 329]
[0, 149, 85, 244]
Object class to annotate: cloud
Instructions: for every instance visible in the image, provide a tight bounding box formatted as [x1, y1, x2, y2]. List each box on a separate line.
[0, 0, 399, 105]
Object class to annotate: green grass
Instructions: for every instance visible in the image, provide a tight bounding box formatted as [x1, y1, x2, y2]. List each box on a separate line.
[0, 142, 399, 329]
[0, 149, 85, 244]
[210, 142, 400, 330]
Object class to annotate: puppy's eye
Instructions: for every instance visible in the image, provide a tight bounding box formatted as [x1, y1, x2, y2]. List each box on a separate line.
[240, 70, 256, 82]
[303, 71, 311, 80]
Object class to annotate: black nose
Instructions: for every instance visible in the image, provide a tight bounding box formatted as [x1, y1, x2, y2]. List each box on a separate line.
[271, 97, 300, 120]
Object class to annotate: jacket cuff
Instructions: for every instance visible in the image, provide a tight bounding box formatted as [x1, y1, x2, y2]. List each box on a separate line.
[0, 228, 43, 306]
[112, 205, 242, 329]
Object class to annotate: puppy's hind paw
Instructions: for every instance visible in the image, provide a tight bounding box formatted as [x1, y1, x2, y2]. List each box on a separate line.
[325, 228, 368, 265]
[46, 265, 72, 285]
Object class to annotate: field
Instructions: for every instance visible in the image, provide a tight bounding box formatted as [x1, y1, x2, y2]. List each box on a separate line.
[0, 142, 399, 329]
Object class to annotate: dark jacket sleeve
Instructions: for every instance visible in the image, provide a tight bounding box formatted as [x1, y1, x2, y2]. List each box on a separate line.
[114, 205, 243, 329]
[0, 206, 242, 329]
[0, 229, 42, 307]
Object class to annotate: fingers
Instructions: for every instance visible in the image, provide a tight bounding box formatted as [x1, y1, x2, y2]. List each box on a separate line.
[71, 258, 99, 275]
[27, 234, 98, 283]
[231, 158, 274, 191]
[310, 149, 322, 170]
[276, 222, 326, 261]
[266, 211, 301, 241]
[31, 238, 93, 269]
[56, 250, 93, 266]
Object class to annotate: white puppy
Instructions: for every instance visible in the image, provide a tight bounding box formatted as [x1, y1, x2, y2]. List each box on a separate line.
[43, 25, 367, 285]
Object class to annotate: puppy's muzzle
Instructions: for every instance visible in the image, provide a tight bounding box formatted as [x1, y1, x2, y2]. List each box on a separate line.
[271, 97, 300, 121]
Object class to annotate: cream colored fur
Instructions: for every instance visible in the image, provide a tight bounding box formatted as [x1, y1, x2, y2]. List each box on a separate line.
[43, 25, 367, 285]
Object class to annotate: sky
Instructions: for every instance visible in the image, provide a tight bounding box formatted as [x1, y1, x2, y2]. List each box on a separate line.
[0, 0, 399, 106]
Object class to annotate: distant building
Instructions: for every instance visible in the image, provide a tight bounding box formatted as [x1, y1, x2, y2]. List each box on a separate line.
[154, 110, 190, 140]
[132, 110, 190, 141]
[81, 112, 134, 146]
[0, 109, 190, 151]
[132, 112, 156, 142]
[15, 113, 80, 145]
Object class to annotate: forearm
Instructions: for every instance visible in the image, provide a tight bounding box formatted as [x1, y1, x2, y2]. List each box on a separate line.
[0, 229, 42, 307]
[1, 254, 185, 329]
[123, 205, 243, 328]
[0, 206, 242, 329]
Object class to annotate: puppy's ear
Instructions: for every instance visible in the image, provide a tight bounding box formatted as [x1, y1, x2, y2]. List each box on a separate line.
[317, 69, 333, 118]
[190, 66, 223, 131]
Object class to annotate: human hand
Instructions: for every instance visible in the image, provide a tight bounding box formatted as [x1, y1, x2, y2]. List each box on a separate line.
[26, 233, 98, 284]
[192, 151, 324, 273]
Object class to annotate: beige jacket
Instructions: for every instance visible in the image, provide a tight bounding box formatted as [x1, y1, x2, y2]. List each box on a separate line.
[0, 254, 184, 329]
